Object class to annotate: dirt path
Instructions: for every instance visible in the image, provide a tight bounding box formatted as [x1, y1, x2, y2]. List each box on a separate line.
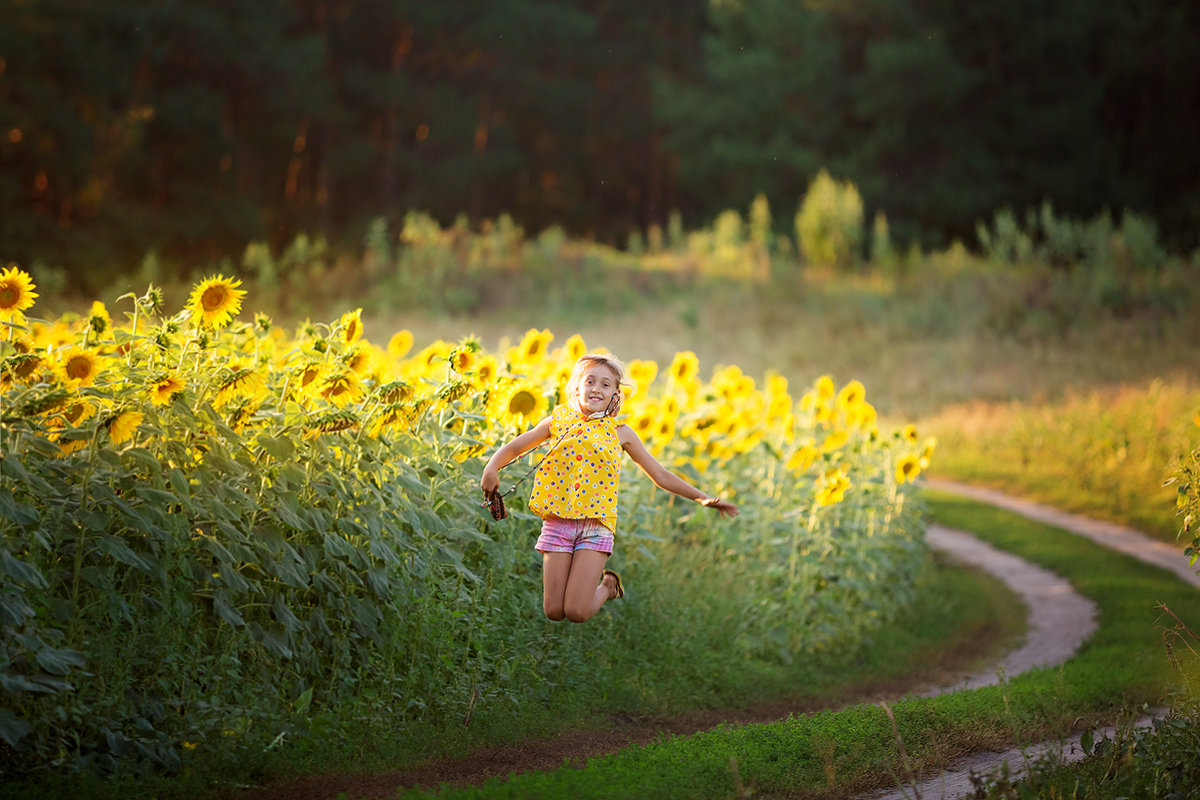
[234, 481, 1196, 800]
[918, 523, 1097, 694]
[862, 478, 1199, 800]
[925, 479, 1200, 590]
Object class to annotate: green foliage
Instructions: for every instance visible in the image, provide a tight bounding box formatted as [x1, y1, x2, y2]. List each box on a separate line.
[0, 281, 929, 790]
[389, 492, 1198, 799]
[977, 203, 1169, 280]
[795, 170, 864, 270]
[1169, 445, 1200, 568]
[5, 0, 1200, 276]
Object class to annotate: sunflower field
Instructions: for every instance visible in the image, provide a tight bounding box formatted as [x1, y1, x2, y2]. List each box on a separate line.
[0, 267, 932, 782]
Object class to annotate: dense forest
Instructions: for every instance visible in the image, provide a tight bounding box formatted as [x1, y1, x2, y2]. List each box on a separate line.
[2, 0, 1198, 274]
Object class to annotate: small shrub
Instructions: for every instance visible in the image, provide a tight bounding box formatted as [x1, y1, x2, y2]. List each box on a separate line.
[795, 170, 864, 270]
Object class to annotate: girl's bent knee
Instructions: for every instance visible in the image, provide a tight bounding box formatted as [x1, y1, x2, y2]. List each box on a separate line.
[544, 605, 566, 622]
[563, 605, 593, 624]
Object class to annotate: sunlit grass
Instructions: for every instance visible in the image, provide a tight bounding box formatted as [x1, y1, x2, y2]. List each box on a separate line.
[380, 491, 1196, 800]
[924, 380, 1200, 541]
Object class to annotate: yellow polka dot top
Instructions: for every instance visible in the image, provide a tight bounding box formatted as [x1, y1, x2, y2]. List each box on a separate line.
[528, 404, 623, 532]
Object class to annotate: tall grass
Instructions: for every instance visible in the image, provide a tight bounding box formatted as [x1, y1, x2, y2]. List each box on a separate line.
[925, 381, 1200, 541]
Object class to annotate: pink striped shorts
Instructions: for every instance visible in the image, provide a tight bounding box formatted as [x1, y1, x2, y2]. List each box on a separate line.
[536, 517, 614, 555]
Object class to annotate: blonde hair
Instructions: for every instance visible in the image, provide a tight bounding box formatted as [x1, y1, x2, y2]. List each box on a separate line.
[566, 353, 636, 416]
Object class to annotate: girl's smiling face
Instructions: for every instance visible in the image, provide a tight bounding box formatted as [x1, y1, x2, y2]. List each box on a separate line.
[575, 363, 621, 416]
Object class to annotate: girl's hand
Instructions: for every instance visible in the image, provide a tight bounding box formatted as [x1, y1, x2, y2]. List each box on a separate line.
[700, 496, 739, 518]
[480, 468, 500, 494]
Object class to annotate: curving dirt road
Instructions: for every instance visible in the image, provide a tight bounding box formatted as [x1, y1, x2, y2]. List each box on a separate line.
[919, 522, 1098, 695]
[864, 479, 1199, 800]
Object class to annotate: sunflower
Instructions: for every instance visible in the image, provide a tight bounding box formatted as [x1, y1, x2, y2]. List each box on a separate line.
[293, 362, 326, 399]
[387, 329, 414, 359]
[375, 379, 413, 404]
[472, 354, 500, 389]
[188, 274, 246, 328]
[668, 351, 699, 385]
[449, 346, 477, 374]
[660, 394, 680, 421]
[766, 392, 792, 424]
[498, 381, 548, 427]
[895, 455, 922, 485]
[816, 468, 851, 507]
[814, 375, 836, 402]
[902, 424, 919, 443]
[845, 400, 877, 430]
[836, 380, 866, 411]
[414, 341, 452, 374]
[765, 371, 789, 399]
[214, 368, 267, 408]
[304, 410, 360, 439]
[338, 308, 364, 345]
[58, 436, 89, 457]
[88, 301, 111, 338]
[228, 401, 260, 433]
[369, 402, 417, 437]
[149, 374, 185, 406]
[786, 444, 819, 473]
[55, 399, 93, 427]
[6, 341, 43, 382]
[58, 348, 105, 388]
[344, 344, 374, 375]
[920, 437, 938, 468]
[516, 328, 553, 362]
[0, 266, 38, 322]
[436, 379, 474, 405]
[561, 334, 588, 362]
[320, 368, 363, 407]
[820, 429, 849, 453]
[107, 411, 144, 445]
[630, 406, 657, 439]
[627, 359, 658, 393]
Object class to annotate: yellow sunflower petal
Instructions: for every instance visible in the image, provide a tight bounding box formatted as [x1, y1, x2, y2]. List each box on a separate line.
[108, 411, 144, 445]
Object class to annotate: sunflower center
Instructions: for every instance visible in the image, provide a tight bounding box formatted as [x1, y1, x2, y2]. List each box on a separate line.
[201, 286, 229, 312]
[66, 356, 92, 379]
[509, 391, 536, 416]
[0, 286, 17, 307]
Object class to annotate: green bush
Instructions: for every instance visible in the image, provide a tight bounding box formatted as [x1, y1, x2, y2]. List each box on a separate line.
[795, 170, 864, 270]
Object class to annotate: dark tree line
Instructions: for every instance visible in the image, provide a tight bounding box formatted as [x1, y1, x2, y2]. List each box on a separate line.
[1, 0, 1197, 273]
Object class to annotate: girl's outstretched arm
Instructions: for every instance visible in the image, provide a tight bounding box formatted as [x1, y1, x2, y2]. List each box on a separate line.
[480, 416, 553, 493]
[617, 425, 739, 518]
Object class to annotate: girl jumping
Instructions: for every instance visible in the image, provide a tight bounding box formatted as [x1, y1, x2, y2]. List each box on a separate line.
[480, 353, 738, 623]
